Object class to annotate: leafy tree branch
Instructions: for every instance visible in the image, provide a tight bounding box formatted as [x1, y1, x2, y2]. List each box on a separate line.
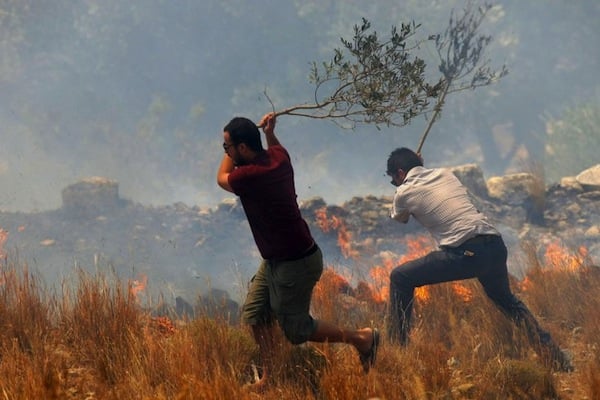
[264, 0, 507, 150]
[266, 18, 443, 129]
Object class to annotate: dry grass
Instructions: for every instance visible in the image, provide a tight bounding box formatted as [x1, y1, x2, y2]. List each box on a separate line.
[0, 242, 598, 400]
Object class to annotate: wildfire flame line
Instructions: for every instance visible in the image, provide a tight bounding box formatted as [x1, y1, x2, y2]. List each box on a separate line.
[313, 234, 478, 305]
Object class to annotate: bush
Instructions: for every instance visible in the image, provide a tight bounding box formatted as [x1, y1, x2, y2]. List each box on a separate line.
[544, 98, 600, 183]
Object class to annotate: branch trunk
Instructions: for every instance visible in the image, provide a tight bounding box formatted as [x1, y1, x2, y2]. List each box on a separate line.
[416, 79, 451, 155]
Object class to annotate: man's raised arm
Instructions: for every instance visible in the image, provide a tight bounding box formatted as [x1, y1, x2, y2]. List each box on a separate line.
[258, 112, 280, 148]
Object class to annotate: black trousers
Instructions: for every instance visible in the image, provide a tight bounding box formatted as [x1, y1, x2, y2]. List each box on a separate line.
[389, 235, 561, 362]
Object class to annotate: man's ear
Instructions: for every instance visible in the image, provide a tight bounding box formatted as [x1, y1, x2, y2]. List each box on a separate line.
[237, 142, 248, 153]
[237, 142, 254, 158]
[398, 169, 407, 182]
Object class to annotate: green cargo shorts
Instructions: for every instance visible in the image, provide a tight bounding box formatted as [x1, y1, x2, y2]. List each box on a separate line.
[242, 245, 323, 344]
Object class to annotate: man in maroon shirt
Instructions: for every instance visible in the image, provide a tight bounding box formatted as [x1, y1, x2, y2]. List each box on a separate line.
[217, 112, 379, 390]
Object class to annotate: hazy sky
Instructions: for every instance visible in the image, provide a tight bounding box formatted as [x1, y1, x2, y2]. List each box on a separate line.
[1, 0, 598, 212]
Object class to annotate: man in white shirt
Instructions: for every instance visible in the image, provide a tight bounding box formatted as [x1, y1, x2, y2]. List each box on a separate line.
[386, 147, 572, 372]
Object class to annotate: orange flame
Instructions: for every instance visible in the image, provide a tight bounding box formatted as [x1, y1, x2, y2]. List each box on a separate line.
[518, 241, 590, 292]
[0, 228, 8, 260]
[368, 262, 392, 303]
[451, 282, 474, 303]
[519, 276, 533, 292]
[150, 316, 176, 337]
[314, 207, 359, 259]
[543, 241, 587, 272]
[368, 235, 434, 303]
[314, 208, 331, 233]
[313, 268, 352, 300]
[415, 286, 431, 304]
[129, 274, 148, 301]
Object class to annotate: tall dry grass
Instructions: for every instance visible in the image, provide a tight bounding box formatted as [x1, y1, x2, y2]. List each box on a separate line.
[0, 241, 598, 400]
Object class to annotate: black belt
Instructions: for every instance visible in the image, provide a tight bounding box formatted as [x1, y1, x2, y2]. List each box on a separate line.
[271, 242, 319, 263]
[461, 234, 500, 246]
[441, 234, 500, 254]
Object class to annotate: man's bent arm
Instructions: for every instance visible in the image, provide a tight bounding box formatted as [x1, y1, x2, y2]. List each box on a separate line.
[391, 195, 410, 223]
[217, 154, 235, 193]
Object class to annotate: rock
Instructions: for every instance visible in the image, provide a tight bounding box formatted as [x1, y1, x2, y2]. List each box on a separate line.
[487, 173, 546, 223]
[300, 196, 327, 211]
[585, 225, 600, 238]
[450, 163, 489, 199]
[576, 164, 600, 191]
[559, 176, 583, 192]
[487, 173, 543, 204]
[216, 197, 243, 215]
[175, 290, 240, 324]
[175, 296, 195, 318]
[61, 176, 121, 217]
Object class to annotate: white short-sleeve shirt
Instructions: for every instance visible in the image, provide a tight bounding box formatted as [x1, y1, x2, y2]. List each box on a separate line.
[391, 166, 499, 247]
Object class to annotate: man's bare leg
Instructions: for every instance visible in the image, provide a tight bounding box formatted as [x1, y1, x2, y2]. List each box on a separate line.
[247, 323, 278, 392]
[309, 320, 377, 358]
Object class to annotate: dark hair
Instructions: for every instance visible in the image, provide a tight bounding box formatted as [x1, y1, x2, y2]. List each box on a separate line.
[386, 147, 423, 176]
[223, 117, 264, 152]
